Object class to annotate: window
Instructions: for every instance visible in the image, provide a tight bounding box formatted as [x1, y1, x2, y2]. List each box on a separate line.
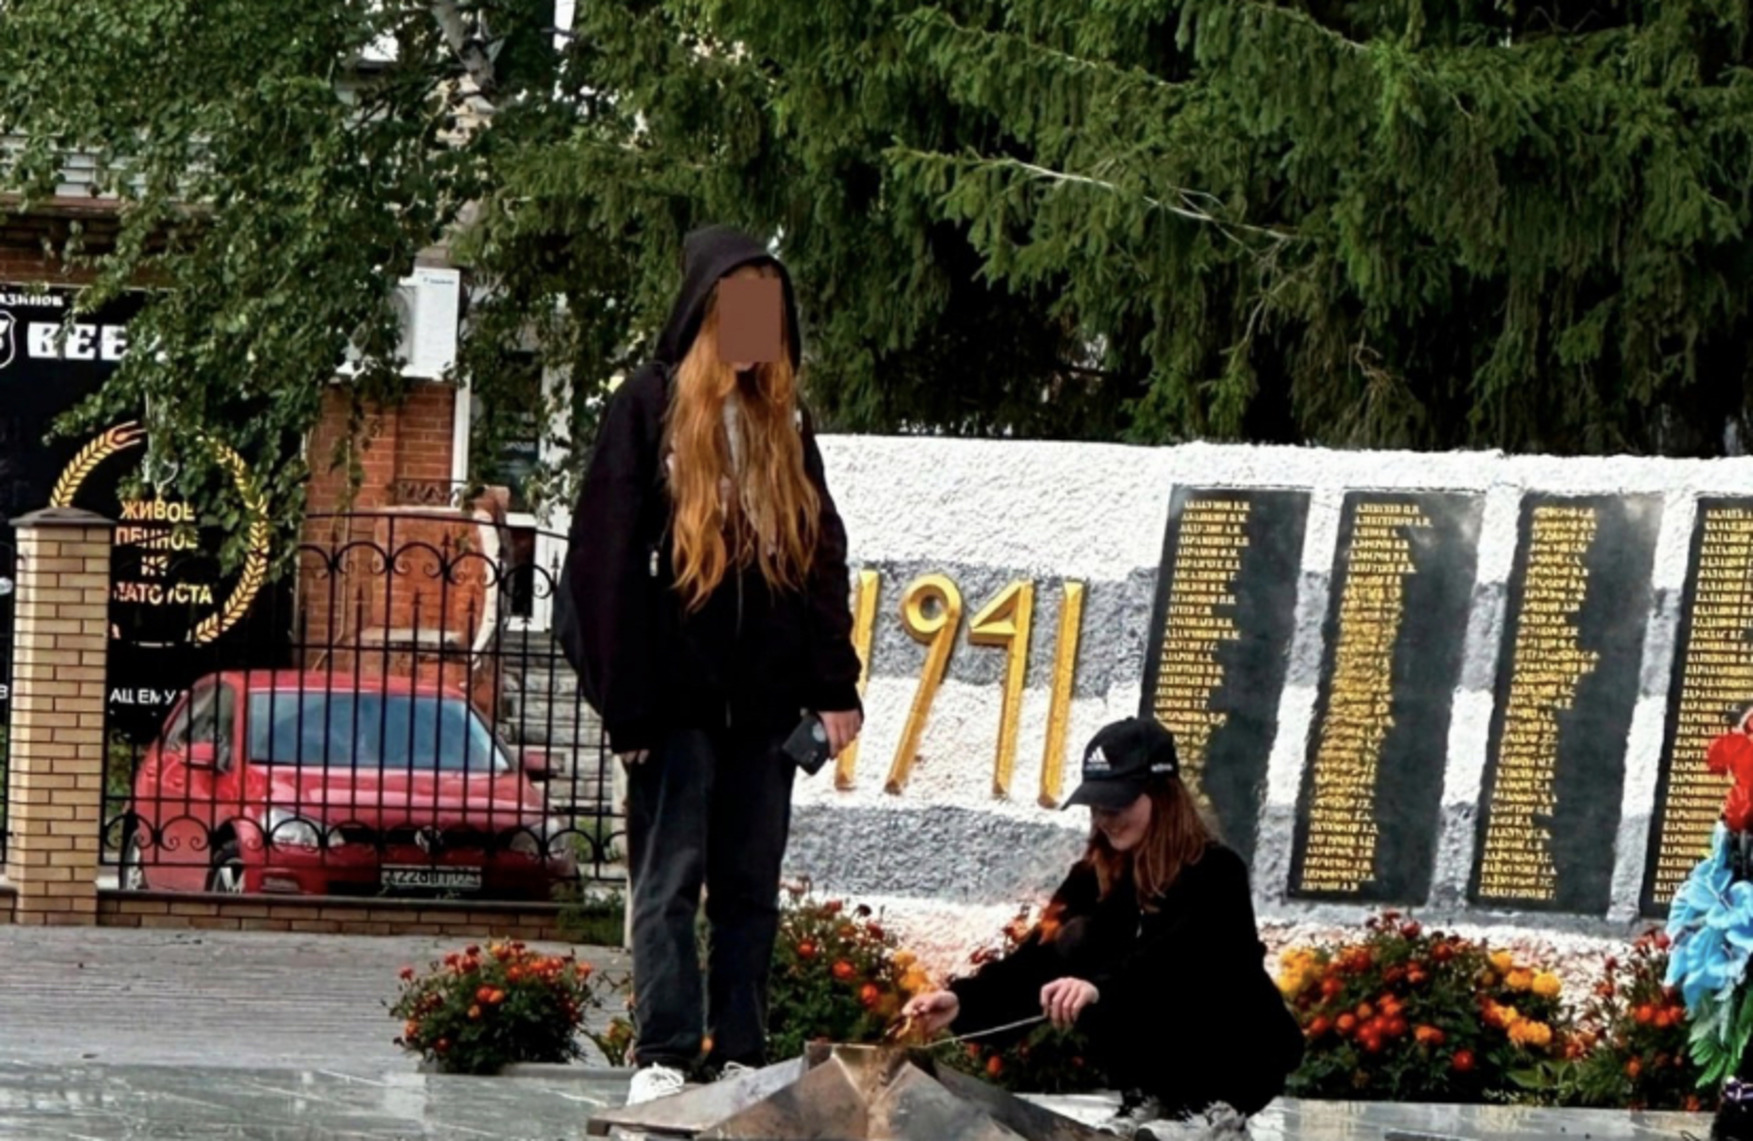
[247, 691, 510, 773]
[162, 684, 216, 753]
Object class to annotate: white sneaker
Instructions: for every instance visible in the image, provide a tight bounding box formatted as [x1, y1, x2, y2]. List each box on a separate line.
[626, 1064, 687, 1106]
[1132, 1103, 1250, 1141]
[717, 1062, 757, 1082]
[1098, 1097, 1163, 1137]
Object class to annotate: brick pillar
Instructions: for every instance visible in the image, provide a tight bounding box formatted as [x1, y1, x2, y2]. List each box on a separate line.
[5, 507, 113, 925]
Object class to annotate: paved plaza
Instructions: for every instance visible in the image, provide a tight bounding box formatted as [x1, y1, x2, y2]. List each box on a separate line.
[0, 927, 1716, 1139]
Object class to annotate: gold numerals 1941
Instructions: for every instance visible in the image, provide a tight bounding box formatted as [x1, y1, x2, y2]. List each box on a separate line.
[834, 571, 1086, 807]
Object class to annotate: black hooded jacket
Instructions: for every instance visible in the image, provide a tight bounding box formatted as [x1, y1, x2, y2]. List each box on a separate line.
[554, 226, 863, 753]
[947, 843, 1304, 1117]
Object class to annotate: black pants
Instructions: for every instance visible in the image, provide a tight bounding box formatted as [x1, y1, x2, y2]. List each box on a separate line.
[627, 726, 795, 1070]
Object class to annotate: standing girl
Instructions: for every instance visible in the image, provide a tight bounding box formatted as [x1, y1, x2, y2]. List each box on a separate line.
[558, 225, 864, 1105]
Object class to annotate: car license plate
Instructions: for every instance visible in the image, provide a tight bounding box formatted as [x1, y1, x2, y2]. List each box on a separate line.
[381, 866, 482, 891]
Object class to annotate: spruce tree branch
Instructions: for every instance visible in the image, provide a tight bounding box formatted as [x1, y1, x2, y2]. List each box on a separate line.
[1232, 1, 1370, 54]
[905, 8, 1185, 94]
[909, 150, 1296, 246]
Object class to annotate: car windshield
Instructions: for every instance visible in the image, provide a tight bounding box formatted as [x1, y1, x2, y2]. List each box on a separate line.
[246, 691, 511, 773]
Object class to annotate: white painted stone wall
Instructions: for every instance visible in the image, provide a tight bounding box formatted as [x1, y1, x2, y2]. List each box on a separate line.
[781, 437, 1753, 980]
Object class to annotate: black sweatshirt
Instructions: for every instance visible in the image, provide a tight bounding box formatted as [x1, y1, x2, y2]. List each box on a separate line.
[947, 843, 1304, 1117]
[554, 226, 863, 753]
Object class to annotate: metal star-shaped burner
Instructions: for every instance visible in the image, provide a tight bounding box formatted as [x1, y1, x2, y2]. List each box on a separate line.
[585, 1044, 1106, 1140]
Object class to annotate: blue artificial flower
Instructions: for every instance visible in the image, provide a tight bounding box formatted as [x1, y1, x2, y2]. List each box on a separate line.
[1665, 825, 1753, 1012]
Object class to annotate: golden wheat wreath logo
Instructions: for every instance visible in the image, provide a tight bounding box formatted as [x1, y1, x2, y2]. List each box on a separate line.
[50, 421, 271, 645]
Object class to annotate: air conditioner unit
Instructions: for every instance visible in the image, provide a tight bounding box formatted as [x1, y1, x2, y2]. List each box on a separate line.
[338, 266, 461, 380]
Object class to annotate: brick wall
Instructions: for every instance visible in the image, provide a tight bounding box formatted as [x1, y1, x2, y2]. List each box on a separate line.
[305, 383, 459, 515]
[98, 892, 570, 942]
[299, 382, 494, 689]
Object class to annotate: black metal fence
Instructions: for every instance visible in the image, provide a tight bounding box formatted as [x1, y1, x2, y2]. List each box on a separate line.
[101, 511, 621, 903]
[0, 533, 14, 865]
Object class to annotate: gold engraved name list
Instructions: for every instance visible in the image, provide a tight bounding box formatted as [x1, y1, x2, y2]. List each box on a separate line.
[1151, 497, 1250, 796]
[1649, 506, 1753, 904]
[1475, 505, 1600, 903]
[1296, 502, 1430, 894]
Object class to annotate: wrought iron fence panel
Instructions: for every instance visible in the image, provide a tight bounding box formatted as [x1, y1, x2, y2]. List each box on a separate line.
[103, 511, 621, 904]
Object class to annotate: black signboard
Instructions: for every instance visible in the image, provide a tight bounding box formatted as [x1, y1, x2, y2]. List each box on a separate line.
[0, 285, 289, 740]
[0, 286, 145, 534]
[1470, 494, 1661, 914]
[1642, 498, 1753, 916]
[1140, 487, 1310, 866]
[1290, 492, 1483, 903]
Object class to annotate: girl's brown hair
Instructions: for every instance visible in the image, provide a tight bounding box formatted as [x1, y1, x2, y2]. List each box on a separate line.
[664, 263, 820, 611]
[1084, 778, 1217, 909]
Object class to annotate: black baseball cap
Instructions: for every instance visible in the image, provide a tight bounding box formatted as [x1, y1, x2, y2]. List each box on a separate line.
[1062, 718, 1180, 811]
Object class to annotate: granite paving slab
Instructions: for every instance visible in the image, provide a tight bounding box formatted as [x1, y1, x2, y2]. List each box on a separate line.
[0, 1062, 1718, 1140]
[0, 927, 630, 1070]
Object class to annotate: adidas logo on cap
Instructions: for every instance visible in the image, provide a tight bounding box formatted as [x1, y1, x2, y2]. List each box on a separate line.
[1085, 746, 1111, 772]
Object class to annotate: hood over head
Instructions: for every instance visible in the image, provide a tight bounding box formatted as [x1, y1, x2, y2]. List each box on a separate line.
[653, 224, 802, 370]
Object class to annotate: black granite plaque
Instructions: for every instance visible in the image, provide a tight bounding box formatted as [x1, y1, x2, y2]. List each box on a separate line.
[1641, 499, 1753, 917]
[1140, 487, 1310, 867]
[1470, 495, 1661, 914]
[1289, 492, 1483, 903]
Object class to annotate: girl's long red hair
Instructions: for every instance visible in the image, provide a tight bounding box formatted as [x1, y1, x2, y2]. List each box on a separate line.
[664, 264, 820, 611]
[1083, 779, 1217, 910]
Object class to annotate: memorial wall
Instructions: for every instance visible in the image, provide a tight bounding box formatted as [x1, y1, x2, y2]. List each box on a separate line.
[784, 439, 1752, 967]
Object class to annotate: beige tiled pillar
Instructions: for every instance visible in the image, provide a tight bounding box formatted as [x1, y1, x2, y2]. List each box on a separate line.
[5, 507, 113, 925]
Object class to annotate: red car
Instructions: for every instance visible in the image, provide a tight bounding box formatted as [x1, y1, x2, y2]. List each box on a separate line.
[120, 671, 577, 899]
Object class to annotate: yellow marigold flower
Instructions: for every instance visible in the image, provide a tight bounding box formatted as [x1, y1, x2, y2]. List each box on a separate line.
[1532, 972, 1561, 998]
[1506, 969, 1534, 992]
[893, 951, 917, 969]
[901, 967, 931, 995]
[1490, 951, 1515, 973]
[1277, 974, 1300, 998]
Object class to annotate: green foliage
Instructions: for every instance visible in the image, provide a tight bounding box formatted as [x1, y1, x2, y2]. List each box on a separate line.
[764, 886, 928, 1063]
[4, 0, 1752, 546]
[389, 939, 604, 1074]
[1281, 911, 1571, 1103]
[554, 885, 626, 947]
[1553, 931, 1712, 1112]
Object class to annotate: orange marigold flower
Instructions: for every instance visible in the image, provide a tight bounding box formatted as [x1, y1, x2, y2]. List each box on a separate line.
[1508, 1020, 1552, 1048]
[476, 986, 496, 1004]
[1414, 1025, 1445, 1047]
[832, 961, 856, 981]
[986, 1055, 1003, 1078]
[468, 1005, 482, 1020]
